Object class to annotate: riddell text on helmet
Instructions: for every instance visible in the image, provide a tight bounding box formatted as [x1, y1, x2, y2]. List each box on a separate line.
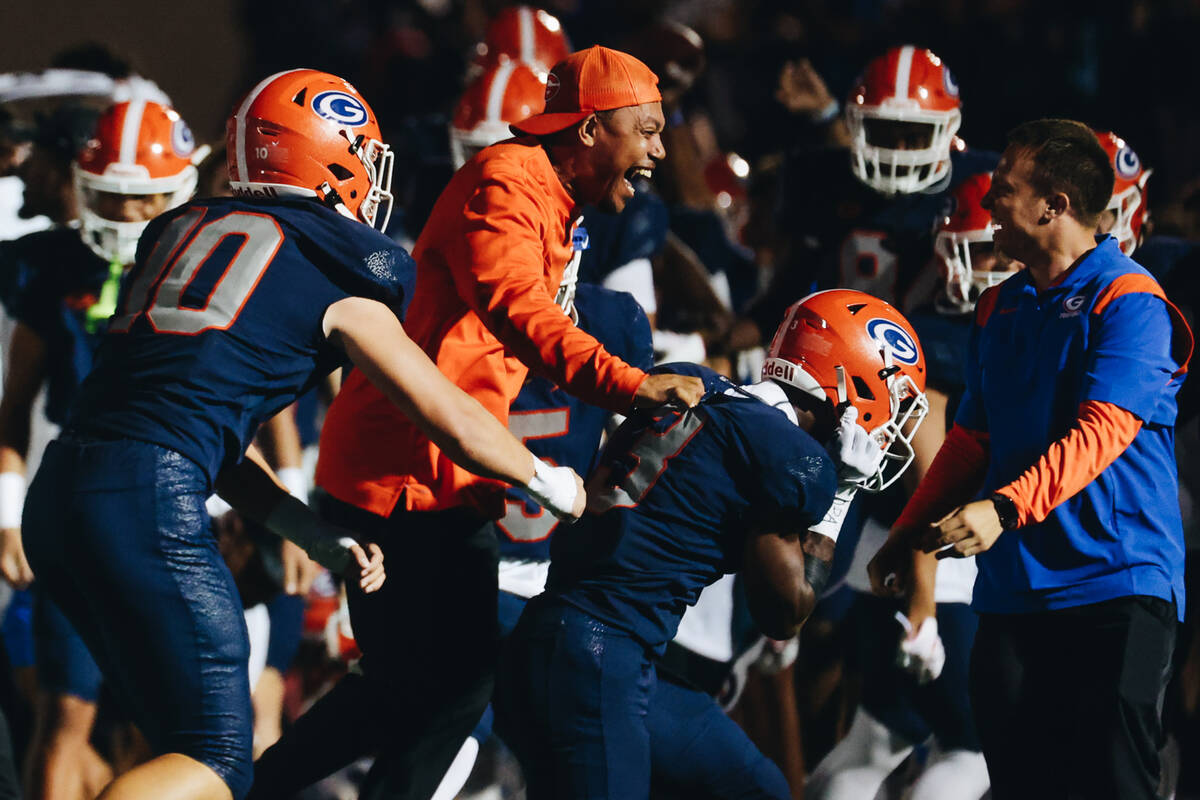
[233, 185, 280, 198]
[762, 361, 796, 382]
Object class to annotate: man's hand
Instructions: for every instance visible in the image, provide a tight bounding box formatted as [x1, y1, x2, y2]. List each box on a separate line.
[868, 533, 914, 597]
[920, 498, 1004, 558]
[829, 406, 885, 487]
[527, 459, 586, 521]
[633, 374, 705, 409]
[280, 539, 321, 596]
[349, 541, 385, 594]
[775, 58, 837, 117]
[0, 528, 32, 590]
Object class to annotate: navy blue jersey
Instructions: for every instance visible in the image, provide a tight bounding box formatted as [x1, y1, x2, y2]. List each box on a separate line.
[0, 227, 90, 318]
[68, 197, 415, 484]
[578, 181, 670, 287]
[907, 306, 971, 403]
[10, 228, 110, 425]
[496, 284, 653, 560]
[547, 364, 837, 650]
[747, 147, 998, 338]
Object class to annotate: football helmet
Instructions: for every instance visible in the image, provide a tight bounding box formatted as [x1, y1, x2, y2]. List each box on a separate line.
[471, 5, 571, 80]
[936, 171, 1013, 314]
[450, 58, 545, 169]
[762, 289, 928, 491]
[846, 46, 962, 196]
[227, 69, 393, 231]
[1094, 130, 1151, 256]
[73, 100, 200, 264]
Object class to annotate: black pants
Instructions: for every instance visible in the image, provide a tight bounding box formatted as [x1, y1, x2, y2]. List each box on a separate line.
[970, 596, 1176, 800]
[249, 497, 498, 800]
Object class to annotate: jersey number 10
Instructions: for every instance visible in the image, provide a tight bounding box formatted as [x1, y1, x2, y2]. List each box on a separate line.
[110, 209, 283, 335]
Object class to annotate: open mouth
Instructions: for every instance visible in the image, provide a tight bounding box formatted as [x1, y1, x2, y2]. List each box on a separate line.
[623, 166, 653, 194]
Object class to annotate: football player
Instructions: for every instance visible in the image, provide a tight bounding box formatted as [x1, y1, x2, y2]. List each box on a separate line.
[743, 45, 998, 340]
[1094, 130, 1151, 258]
[809, 172, 1014, 800]
[19, 69, 584, 800]
[495, 289, 929, 799]
[468, 4, 571, 82]
[0, 99, 203, 800]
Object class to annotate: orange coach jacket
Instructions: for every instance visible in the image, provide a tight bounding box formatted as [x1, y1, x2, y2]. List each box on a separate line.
[316, 138, 648, 518]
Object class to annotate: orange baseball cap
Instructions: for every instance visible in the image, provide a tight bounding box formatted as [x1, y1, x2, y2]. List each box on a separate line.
[511, 45, 661, 136]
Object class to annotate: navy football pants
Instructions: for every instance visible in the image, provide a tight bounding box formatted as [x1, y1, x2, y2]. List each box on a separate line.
[497, 596, 790, 800]
[23, 437, 253, 798]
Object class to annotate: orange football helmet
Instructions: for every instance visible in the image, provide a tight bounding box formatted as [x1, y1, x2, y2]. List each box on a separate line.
[227, 69, 393, 231]
[935, 171, 1015, 314]
[846, 46, 962, 196]
[1094, 130, 1150, 256]
[763, 289, 928, 491]
[471, 5, 571, 79]
[450, 58, 545, 168]
[73, 100, 200, 264]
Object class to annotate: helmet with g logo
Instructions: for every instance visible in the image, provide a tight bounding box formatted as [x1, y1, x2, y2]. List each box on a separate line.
[763, 289, 929, 491]
[227, 69, 394, 231]
[1094, 130, 1150, 256]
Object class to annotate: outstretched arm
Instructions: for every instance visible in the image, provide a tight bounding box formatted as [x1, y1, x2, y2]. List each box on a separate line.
[323, 296, 585, 519]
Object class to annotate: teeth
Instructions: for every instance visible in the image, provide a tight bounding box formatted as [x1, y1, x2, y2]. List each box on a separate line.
[632, 168, 652, 179]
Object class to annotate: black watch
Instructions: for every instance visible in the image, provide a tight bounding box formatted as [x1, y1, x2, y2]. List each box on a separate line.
[990, 493, 1020, 531]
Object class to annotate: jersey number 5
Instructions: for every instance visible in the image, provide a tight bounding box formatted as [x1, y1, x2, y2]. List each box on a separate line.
[496, 407, 572, 543]
[110, 209, 283, 334]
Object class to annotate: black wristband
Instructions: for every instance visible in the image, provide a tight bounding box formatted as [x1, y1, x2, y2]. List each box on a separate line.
[991, 492, 1020, 531]
[804, 551, 833, 599]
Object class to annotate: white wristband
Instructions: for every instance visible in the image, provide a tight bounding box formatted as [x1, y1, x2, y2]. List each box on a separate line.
[263, 495, 355, 573]
[809, 484, 858, 542]
[276, 467, 309, 504]
[0, 472, 26, 530]
[525, 456, 579, 520]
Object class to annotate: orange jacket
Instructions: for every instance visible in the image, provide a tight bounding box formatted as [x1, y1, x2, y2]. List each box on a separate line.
[316, 138, 648, 518]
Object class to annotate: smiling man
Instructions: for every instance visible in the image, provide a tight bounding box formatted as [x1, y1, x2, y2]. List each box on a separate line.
[870, 119, 1192, 799]
[311, 45, 702, 800]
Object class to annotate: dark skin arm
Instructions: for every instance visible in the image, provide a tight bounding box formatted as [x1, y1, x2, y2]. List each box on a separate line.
[742, 529, 835, 640]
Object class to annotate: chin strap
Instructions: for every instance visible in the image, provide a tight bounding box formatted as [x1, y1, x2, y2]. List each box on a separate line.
[316, 181, 354, 221]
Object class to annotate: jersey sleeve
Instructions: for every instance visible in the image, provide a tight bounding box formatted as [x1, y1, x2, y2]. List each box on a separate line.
[996, 400, 1142, 526]
[743, 415, 837, 533]
[1082, 281, 1192, 426]
[447, 170, 647, 412]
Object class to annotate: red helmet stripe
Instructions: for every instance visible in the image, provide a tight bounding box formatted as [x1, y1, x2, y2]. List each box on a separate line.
[893, 45, 915, 101]
[233, 69, 306, 184]
[518, 6, 535, 65]
[486, 58, 519, 122]
[119, 99, 146, 166]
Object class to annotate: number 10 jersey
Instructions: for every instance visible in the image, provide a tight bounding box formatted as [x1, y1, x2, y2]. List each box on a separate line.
[68, 197, 415, 485]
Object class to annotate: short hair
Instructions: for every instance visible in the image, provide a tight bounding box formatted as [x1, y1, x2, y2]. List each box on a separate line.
[1005, 119, 1114, 226]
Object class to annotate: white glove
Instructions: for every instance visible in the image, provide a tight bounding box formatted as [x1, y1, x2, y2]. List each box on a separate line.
[894, 611, 946, 684]
[829, 406, 885, 488]
[810, 407, 886, 541]
[525, 456, 580, 521]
